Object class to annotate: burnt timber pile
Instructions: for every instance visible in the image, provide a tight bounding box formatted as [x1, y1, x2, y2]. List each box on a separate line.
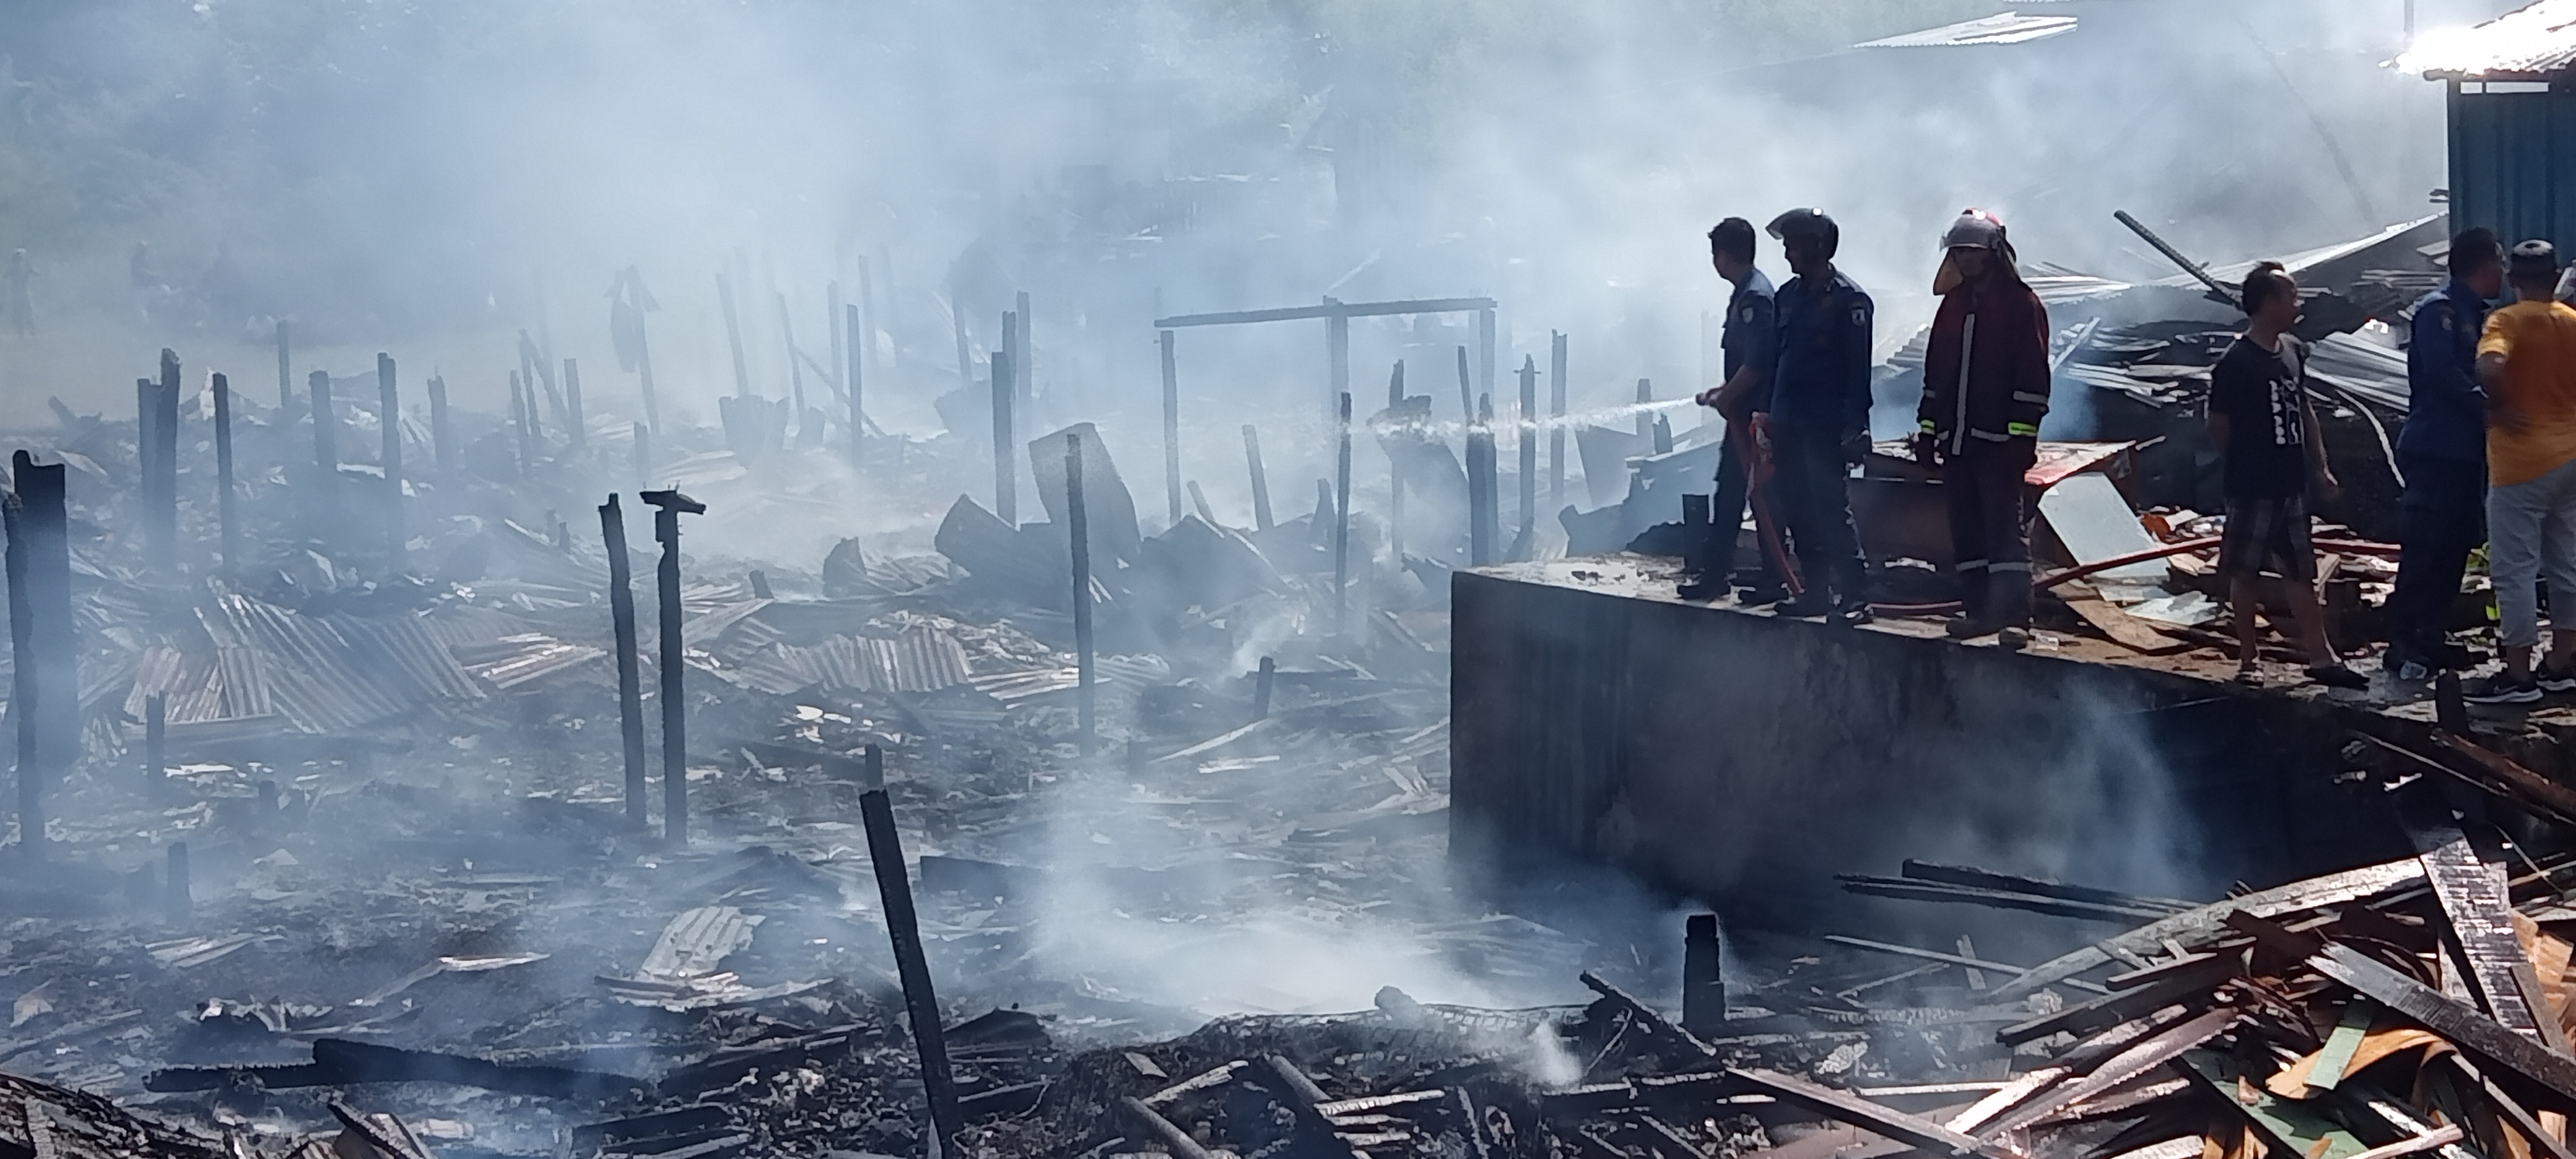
[0, 214, 2572, 1159]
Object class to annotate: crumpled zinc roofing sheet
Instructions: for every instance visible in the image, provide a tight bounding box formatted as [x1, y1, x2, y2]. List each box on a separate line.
[2403, 0, 2576, 80]
[726, 627, 975, 697]
[198, 596, 483, 732]
[1856, 12, 2076, 48]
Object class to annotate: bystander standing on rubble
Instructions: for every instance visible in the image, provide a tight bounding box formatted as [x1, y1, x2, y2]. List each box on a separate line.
[2208, 261, 2364, 688]
[1756, 207, 1874, 625]
[1682, 216, 1790, 604]
[2466, 240, 2576, 703]
[1912, 208, 2049, 649]
[2386, 228, 2502, 682]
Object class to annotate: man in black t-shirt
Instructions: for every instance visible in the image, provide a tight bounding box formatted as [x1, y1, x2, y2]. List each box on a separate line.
[2206, 262, 2362, 688]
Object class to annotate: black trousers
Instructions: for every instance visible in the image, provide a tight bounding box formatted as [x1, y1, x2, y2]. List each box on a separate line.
[1704, 415, 1786, 588]
[2387, 449, 2486, 658]
[1767, 422, 1868, 605]
[1944, 441, 2035, 622]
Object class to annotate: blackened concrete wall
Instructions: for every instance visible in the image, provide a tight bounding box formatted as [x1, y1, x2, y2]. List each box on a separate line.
[1450, 558, 2414, 935]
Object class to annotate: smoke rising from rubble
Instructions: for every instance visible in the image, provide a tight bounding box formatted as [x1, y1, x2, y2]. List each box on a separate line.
[0, 0, 2489, 1036]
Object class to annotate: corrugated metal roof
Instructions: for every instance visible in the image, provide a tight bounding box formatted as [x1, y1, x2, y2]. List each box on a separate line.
[198, 596, 484, 732]
[1857, 12, 2077, 49]
[2403, 1, 2576, 80]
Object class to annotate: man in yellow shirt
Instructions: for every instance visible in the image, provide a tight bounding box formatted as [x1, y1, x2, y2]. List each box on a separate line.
[2467, 240, 2576, 703]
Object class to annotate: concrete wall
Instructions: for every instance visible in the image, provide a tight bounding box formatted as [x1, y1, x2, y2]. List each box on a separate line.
[1450, 563, 2414, 935]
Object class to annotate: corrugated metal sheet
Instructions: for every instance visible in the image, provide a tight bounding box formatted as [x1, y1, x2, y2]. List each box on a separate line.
[729, 627, 976, 696]
[458, 635, 608, 690]
[198, 596, 484, 732]
[2404, 1, 2576, 81]
[2448, 85, 2576, 257]
[124, 646, 226, 724]
[1856, 12, 2076, 49]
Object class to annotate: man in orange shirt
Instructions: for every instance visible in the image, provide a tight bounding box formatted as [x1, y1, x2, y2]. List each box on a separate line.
[2466, 240, 2576, 703]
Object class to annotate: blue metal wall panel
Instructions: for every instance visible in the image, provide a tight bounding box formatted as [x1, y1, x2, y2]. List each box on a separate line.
[2450, 85, 2576, 252]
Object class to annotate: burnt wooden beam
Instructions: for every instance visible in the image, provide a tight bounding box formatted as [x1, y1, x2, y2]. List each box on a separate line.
[1160, 329, 1181, 524]
[377, 354, 403, 568]
[860, 767, 962, 1150]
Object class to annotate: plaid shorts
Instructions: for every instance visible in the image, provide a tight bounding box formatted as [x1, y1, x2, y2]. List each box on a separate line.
[2217, 493, 2313, 583]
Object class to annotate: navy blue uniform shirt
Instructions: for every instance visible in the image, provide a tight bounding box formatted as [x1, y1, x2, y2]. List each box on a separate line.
[2399, 279, 2490, 464]
[1721, 269, 1777, 383]
[1762, 268, 1874, 435]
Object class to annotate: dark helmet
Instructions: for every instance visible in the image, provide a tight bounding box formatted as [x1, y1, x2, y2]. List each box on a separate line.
[1767, 208, 1840, 261]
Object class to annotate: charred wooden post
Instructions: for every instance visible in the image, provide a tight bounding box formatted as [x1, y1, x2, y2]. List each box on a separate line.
[275, 319, 294, 414]
[1016, 290, 1033, 410]
[829, 280, 846, 401]
[144, 692, 167, 795]
[1635, 378, 1654, 441]
[1068, 436, 1095, 759]
[1388, 362, 1406, 560]
[1255, 656, 1275, 721]
[1160, 329, 1181, 525]
[212, 372, 238, 580]
[845, 303, 865, 474]
[426, 376, 453, 476]
[562, 358, 585, 451]
[1326, 298, 1349, 428]
[14, 454, 71, 793]
[632, 423, 651, 490]
[1468, 396, 1499, 566]
[717, 272, 752, 399]
[859, 766, 963, 1151]
[747, 569, 772, 599]
[164, 842, 189, 923]
[1242, 425, 1274, 531]
[1683, 913, 1723, 1036]
[990, 347, 1017, 526]
[508, 372, 534, 477]
[775, 290, 807, 420]
[1477, 305, 1497, 415]
[599, 495, 648, 831]
[640, 489, 705, 846]
[306, 371, 339, 505]
[951, 309, 973, 427]
[858, 259, 879, 382]
[519, 337, 550, 443]
[255, 779, 277, 827]
[1453, 345, 1473, 425]
[1517, 354, 1538, 551]
[1550, 331, 1567, 508]
[1334, 392, 1353, 634]
[1188, 480, 1217, 526]
[4, 491, 33, 860]
[377, 354, 404, 568]
[155, 350, 180, 571]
